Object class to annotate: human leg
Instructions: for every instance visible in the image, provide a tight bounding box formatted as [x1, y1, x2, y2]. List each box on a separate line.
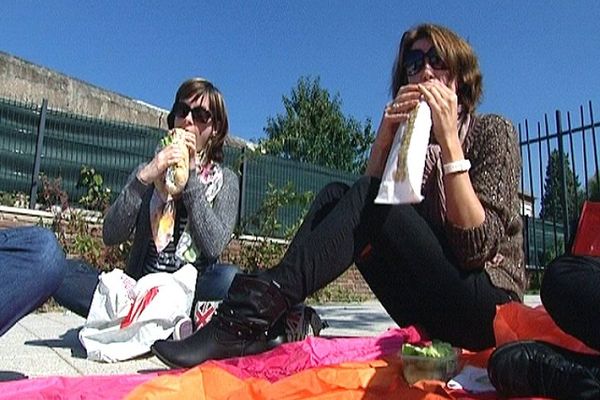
[194, 263, 241, 302]
[152, 177, 380, 367]
[190, 181, 353, 306]
[541, 254, 600, 351]
[190, 180, 353, 305]
[261, 177, 379, 304]
[286, 181, 351, 247]
[356, 204, 512, 351]
[53, 259, 100, 318]
[486, 255, 600, 399]
[0, 226, 66, 336]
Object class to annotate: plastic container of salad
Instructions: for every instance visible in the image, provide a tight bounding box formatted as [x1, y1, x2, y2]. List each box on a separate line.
[400, 341, 460, 384]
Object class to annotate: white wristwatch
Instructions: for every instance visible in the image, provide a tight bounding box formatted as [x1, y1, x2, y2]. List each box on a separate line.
[443, 159, 471, 175]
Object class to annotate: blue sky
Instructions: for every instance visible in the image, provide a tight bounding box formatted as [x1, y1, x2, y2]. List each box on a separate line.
[2, 1, 599, 144]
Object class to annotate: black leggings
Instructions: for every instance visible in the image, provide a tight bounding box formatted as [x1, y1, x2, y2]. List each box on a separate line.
[541, 254, 600, 351]
[263, 176, 513, 351]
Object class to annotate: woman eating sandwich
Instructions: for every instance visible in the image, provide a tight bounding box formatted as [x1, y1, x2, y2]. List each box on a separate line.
[54, 78, 241, 331]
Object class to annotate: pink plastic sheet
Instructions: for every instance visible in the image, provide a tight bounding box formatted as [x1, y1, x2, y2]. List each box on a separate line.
[0, 327, 419, 399]
[0, 373, 166, 400]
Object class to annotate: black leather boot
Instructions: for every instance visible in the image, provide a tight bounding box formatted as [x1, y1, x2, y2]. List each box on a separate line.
[151, 274, 289, 368]
[488, 340, 600, 400]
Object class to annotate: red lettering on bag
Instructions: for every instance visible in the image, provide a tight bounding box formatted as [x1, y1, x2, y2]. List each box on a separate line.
[120, 286, 160, 329]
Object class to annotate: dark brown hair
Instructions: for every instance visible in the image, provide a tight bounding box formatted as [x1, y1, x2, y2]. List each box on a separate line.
[167, 77, 229, 163]
[391, 23, 483, 114]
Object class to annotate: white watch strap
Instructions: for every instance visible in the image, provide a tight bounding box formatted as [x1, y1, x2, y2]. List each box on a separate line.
[443, 159, 471, 175]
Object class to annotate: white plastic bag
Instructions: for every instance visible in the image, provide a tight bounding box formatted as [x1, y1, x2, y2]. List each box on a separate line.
[79, 264, 197, 363]
[374, 101, 432, 204]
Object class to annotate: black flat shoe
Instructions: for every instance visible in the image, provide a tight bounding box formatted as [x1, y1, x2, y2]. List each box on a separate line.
[488, 340, 600, 400]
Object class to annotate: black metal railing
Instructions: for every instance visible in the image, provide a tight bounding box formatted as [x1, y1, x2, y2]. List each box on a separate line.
[519, 101, 599, 270]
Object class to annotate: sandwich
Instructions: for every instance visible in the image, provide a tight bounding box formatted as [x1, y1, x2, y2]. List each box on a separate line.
[157, 128, 189, 196]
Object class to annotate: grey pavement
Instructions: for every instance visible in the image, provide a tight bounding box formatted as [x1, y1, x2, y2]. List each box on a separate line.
[0, 295, 541, 382]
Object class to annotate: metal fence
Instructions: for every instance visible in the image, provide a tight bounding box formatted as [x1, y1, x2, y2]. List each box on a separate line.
[1, 96, 598, 253]
[0, 97, 356, 237]
[519, 101, 599, 270]
[0, 97, 164, 205]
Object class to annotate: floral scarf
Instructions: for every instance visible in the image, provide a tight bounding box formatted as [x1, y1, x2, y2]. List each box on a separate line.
[149, 154, 223, 264]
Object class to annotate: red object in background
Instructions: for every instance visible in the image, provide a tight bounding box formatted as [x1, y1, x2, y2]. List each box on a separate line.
[571, 201, 600, 256]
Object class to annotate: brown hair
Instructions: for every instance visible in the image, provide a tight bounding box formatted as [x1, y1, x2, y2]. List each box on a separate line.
[167, 77, 229, 163]
[391, 23, 483, 115]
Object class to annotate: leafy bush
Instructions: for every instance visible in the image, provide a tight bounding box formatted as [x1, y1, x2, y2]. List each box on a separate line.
[38, 174, 69, 211]
[77, 166, 113, 212]
[37, 170, 128, 271]
[231, 182, 313, 272]
[0, 191, 28, 207]
[527, 270, 543, 294]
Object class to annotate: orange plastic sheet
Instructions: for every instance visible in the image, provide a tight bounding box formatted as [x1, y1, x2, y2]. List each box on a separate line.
[125, 358, 456, 400]
[494, 302, 599, 355]
[125, 303, 581, 400]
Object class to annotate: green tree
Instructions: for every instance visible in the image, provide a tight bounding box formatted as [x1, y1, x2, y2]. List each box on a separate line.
[261, 76, 375, 174]
[540, 149, 583, 223]
[588, 171, 600, 201]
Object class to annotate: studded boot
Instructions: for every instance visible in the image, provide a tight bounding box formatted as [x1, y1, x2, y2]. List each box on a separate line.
[151, 274, 289, 368]
[488, 340, 600, 400]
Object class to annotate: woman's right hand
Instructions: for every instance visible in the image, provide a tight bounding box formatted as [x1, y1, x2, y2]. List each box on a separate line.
[365, 84, 421, 177]
[137, 144, 186, 185]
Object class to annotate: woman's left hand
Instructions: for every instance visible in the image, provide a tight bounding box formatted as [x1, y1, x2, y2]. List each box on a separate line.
[418, 79, 459, 150]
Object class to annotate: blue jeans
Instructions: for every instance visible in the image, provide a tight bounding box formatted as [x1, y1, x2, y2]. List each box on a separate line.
[53, 259, 241, 318]
[0, 226, 66, 336]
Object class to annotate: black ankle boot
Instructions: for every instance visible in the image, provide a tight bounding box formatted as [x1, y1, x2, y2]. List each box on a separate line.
[151, 274, 289, 368]
[488, 341, 600, 400]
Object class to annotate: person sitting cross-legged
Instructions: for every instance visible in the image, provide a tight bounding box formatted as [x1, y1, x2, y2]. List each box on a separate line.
[53, 78, 241, 329]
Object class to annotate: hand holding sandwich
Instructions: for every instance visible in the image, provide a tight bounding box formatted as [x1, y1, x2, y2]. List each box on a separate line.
[366, 84, 420, 177]
[138, 128, 196, 196]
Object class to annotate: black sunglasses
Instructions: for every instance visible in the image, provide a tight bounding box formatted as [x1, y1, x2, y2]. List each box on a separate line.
[172, 102, 212, 124]
[403, 47, 447, 77]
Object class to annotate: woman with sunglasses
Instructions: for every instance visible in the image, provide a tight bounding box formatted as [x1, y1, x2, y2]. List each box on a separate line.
[152, 23, 524, 368]
[54, 78, 241, 331]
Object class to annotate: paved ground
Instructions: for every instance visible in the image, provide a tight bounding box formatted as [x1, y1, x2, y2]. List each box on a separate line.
[0, 296, 541, 382]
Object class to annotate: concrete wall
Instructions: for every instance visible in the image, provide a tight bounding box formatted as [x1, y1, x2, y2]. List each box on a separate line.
[0, 51, 248, 148]
[0, 51, 168, 128]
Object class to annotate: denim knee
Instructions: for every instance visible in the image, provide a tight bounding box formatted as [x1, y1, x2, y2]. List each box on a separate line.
[195, 263, 241, 301]
[26, 227, 66, 290]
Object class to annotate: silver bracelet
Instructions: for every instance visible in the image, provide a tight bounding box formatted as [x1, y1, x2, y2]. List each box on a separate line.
[442, 159, 471, 175]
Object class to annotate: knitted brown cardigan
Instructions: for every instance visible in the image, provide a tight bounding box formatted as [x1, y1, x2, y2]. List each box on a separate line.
[419, 114, 526, 300]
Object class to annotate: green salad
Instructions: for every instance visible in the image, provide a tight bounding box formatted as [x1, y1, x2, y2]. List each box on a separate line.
[400, 340, 458, 384]
[160, 134, 174, 148]
[401, 340, 454, 358]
